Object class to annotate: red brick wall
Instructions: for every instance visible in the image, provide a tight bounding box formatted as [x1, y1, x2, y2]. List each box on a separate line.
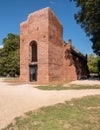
[20, 21, 29, 81]
[48, 8, 64, 82]
[20, 8, 50, 83]
[63, 41, 88, 81]
[63, 42, 77, 82]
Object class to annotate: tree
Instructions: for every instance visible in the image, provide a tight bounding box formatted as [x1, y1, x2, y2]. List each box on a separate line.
[0, 33, 20, 76]
[71, 0, 100, 55]
[88, 54, 100, 73]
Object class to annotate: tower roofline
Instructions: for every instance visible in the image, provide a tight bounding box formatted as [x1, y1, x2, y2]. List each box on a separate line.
[28, 7, 51, 19]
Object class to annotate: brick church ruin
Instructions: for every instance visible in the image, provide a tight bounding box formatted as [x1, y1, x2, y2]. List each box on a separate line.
[20, 7, 88, 84]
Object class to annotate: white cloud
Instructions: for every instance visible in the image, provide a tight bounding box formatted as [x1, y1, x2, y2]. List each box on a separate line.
[50, 1, 55, 4]
[0, 45, 3, 48]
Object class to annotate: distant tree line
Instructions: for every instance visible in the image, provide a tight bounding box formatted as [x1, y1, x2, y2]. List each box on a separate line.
[0, 33, 20, 77]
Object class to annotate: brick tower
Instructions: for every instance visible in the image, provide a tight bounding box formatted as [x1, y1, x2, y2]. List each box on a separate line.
[20, 7, 64, 84]
[20, 7, 89, 84]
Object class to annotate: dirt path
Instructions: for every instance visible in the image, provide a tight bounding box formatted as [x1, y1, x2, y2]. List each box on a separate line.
[0, 79, 100, 129]
[68, 79, 100, 85]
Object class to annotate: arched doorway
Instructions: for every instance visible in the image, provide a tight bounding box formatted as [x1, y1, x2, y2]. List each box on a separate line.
[29, 41, 38, 82]
[30, 41, 37, 62]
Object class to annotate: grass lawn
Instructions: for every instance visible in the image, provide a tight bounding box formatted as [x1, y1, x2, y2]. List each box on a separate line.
[2, 95, 100, 130]
[2, 77, 21, 83]
[37, 84, 100, 90]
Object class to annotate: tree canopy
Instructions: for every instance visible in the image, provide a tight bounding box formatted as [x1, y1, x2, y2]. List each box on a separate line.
[71, 0, 100, 55]
[0, 33, 20, 77]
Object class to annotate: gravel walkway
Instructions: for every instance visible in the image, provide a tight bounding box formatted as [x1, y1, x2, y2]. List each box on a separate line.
[0, 79, 100, 129]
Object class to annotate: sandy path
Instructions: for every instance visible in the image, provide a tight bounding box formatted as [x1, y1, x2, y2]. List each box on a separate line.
[0, 79, 100, 129]
[68, 79, 100, 85]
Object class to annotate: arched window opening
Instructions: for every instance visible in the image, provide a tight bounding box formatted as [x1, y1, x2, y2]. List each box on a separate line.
[29, 41, 38, 82]
[30, 41, 37, 62]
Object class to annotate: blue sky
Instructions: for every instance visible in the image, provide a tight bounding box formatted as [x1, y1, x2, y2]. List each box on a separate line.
[0, 0, 93, 54]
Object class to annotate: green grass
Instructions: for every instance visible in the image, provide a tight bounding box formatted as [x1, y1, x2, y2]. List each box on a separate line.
[2, 95, 100, 130]
[3, 77, 19, 80]
[36, 84, 100, 90]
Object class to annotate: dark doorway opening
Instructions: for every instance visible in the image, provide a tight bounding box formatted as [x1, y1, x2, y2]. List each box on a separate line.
[29, 65, 37, 82]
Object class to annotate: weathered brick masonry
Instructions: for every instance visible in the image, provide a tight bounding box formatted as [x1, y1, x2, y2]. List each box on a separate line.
[20, 7, 89, 84]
